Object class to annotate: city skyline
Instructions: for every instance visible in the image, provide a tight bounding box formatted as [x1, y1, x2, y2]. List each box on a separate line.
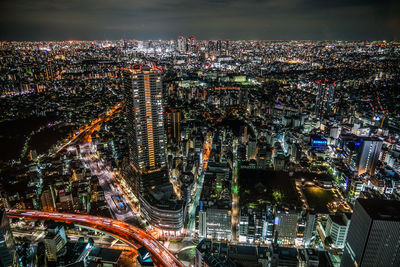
[0, 33, 400, 266]
[1, 0, 399, 41]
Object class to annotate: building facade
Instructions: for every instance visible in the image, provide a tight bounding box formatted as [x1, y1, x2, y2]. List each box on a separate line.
[123, 66, 183, 231]
[274, 209, 298, 246]
[341, 199, 400, 267]
[44, 225, 67, 262]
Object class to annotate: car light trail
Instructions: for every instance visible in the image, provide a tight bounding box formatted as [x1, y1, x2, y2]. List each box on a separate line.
[7, 209, 183, 267]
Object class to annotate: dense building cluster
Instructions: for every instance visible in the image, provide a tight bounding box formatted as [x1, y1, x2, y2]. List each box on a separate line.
[0, 38, 400, 266]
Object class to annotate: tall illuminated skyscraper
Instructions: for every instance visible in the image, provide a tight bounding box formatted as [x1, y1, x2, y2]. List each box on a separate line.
[123, 66, 168, 194]
[357, 138, 383, 176]
[123, 66, 183, 231]
[123, 66, 166, 170]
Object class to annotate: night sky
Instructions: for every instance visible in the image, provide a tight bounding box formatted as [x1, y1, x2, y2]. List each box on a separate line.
[1, 0, 399, 41]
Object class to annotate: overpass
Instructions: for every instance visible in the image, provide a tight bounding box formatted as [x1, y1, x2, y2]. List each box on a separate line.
[7, 210, 183, 267]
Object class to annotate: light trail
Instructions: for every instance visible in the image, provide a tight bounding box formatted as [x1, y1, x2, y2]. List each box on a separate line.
[7, 210, 184, 267]
[51, 103, 123, 155]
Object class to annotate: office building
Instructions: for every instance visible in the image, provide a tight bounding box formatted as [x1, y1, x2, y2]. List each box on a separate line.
[44, 225, 67, 262]
[238, 206, 267, 243]
[166, 109, 181, 143]
[0, 209, 15, 267]
[341, 198, 400, 267]
[199, 210, 207, 238]
[357, 138, 383, 176]
[324, 213, 351, 248]
[340, 136, 383, 176]
[274, 209, 298, 246]
[273, 154, 286, 171]
[238, 208, 249, 242]
[205, 208, 232, 241]
[41, 188, 56, 212]
[304, 211, 316, 246]
[177, 36, 188, 53]
[247, 139, 257, 160]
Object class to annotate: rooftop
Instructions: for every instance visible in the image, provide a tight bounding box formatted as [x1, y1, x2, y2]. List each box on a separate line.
[357, 198, 400, 221]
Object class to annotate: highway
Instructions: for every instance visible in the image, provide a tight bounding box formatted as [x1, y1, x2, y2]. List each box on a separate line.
[50, 103, 123, 156]
[7, 210, 184, 267]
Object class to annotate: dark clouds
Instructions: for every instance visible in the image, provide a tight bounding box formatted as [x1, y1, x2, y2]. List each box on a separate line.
[0, 0, 399, 40]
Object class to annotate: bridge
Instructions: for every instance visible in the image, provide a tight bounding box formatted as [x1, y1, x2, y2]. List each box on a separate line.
[7, 210, 183, 267]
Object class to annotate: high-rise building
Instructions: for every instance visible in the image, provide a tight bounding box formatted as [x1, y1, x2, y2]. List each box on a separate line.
[324, 213, 351, 248]
[341, 198, 400, 267]
[304, 211, 317, 246]
[199, 210, 207, 238]
[0, 209, 15, 267]
[177, 36, 187, 53]
[205, 208, 232, 241]
[357, 138, 383, 176]
[123, 66, 183, 232]
[166, 109, 181, 143]
[44, 225, 67, 262]
[274, 209, 298, 246]
[238, 207, 249, 243]
[216, 40, 222, 51]
[246, 139, 257, 160]
[41, 188, 56, 212]
[123, 66, 168, 194]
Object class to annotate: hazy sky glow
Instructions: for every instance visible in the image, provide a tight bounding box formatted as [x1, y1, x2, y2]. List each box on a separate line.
[1, 0, 399, 41]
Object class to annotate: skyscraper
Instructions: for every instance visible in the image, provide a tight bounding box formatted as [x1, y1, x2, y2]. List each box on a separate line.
[357, 138, 383, 176]
[123, 66, 183, 232]
[41, 188, 56, 212]
[123, 66, 169, 194]
[44, 225, 67, 262]
[0, 208, 15, 267]
[341, 198, 400, 267]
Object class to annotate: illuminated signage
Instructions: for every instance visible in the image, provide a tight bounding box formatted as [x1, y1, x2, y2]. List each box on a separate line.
[312, 139, 327, 146]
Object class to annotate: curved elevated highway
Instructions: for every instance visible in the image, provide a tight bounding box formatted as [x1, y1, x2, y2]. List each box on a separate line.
[7, 210, 183, 267]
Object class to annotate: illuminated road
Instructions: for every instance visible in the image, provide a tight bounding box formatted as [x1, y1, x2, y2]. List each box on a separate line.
[187, 134, 212, 232]
[79, 143, 139, 224]
[51, 103, 123, 156]
[231, 138, 239, 241]
[7, 210, 184, 267]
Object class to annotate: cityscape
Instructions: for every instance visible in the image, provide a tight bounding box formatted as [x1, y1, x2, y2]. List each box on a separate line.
[1, 1, 400, 267]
